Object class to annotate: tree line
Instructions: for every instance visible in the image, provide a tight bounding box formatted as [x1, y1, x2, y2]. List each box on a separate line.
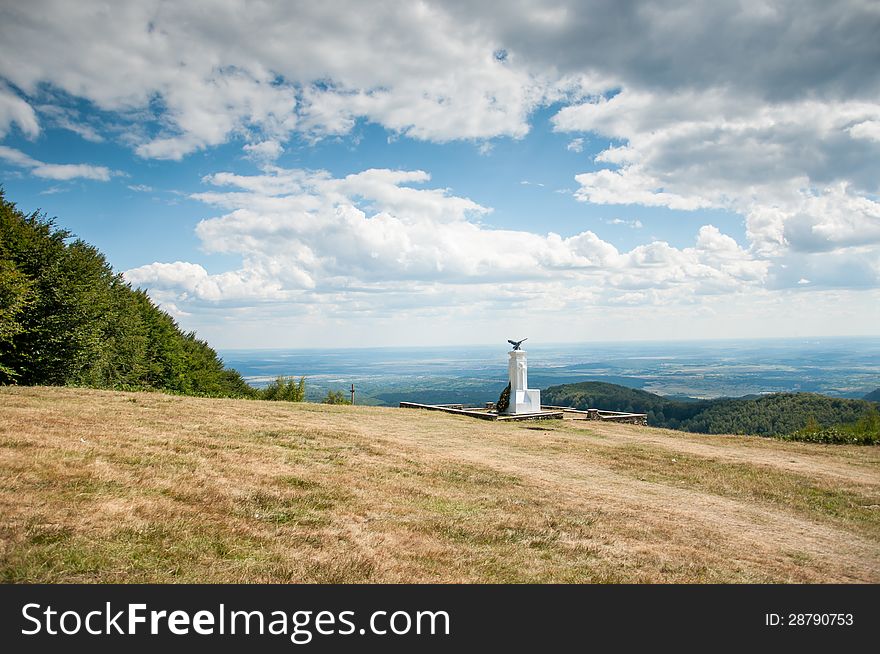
[0, 189, 258, 396]
[0, 190, 343, 406]
[543, 381, 879, 443]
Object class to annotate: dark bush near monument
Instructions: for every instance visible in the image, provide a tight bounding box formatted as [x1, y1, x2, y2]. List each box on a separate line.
[496, 382, 511, 413]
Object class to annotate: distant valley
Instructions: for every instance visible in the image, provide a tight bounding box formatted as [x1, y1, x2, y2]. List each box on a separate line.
[221, 338, 880, 409]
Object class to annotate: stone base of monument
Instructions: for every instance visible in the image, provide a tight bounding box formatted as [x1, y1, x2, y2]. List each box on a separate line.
[509, 388, 542, 415]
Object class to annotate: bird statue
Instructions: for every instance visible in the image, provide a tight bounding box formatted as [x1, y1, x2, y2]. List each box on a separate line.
[507, 338, 528, 350]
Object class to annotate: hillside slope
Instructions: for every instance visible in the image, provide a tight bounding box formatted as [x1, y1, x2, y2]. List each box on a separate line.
[1, 386, 878, 583]
[543, 381, 878, 436]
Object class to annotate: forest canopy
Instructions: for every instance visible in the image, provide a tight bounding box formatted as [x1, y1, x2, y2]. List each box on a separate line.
[0, 189, 254, 397]
[543, 381, 879, 443]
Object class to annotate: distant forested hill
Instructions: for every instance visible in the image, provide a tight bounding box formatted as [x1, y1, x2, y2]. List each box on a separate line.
[0, 189, 252, 397]
[542, 381, 712, 426]
[864, 388, 880, 402]
[543, 381, 877, 436]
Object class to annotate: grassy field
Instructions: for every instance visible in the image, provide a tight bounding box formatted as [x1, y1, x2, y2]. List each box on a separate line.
[1, 386, 878, 583]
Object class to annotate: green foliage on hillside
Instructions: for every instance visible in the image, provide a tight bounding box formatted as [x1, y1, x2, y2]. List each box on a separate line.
[781, 408, 880, 445]
[676, 393, 874, 436]
[0, 189, 254, 398]
[543, 381, 879, 440]
[543, 382, 709, 426]
[260, 376, 306, 402]
[322, 389, 351, 405]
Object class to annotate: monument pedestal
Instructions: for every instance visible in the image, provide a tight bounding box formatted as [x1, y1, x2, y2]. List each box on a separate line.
[506, 350, 541, 414]
[511, 388, 541, 414]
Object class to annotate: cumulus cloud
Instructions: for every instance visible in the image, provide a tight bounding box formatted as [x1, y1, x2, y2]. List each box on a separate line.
[849, 120, 880, 143]
[775, 184, 880, 254]
[552, 60, 880, 280]
[2, 2, 874, 232]
[0, 145, 117, 181]
[0, 1, 875, 160]
[124, 261, 287, 303]
[573, 166, 717, 211]
[0, 0, 573, 158]
[450, 0, 880, 101]
[125, 166, 768, 316]
[1, 0, 876, 331]
[0, 82, 39, 138]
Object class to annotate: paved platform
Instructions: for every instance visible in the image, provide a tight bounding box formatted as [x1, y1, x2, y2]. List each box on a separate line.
[399, 402, 648, 424]
[399, 401, 563, 421]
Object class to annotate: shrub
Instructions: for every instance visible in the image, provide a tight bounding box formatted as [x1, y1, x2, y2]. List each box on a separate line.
[322, 389, 351, 405]
[260, 376, 306, 402]
[780, 407, 880, 445]
[496, 383, 511, 414]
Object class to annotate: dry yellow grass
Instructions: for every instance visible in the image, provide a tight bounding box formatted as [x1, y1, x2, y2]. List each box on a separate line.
[1, 386, 878, 583]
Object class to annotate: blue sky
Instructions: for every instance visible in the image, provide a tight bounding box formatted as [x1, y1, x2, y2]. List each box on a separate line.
[1, 1, 878, 348]
[1, 103, 747, 269]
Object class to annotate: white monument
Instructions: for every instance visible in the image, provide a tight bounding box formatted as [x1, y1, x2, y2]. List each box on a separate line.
[506, 339, 541, 414]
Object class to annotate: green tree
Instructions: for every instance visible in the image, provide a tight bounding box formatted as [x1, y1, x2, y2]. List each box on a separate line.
[261, 376, 306, 402]
[0, 258, 33, 381]
[0, 187, 253, 397]
[543, 381, 878, 437]
[322, 389, 351, 405]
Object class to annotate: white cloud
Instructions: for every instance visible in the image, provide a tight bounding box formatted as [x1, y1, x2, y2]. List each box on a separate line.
[1, 0, 874, 248]
[848, 120, 880, 143]
[1, 1, 876, 342]
[0, 145, 116, 181]
[0, 0, 875, 171]
[776, 184, 880, 254]
[39, 185, 66, 195]
[243, 140, 283, 161]
[124, 261, 287, 303]
[0, 1, 576, 158]
[37, 104, 104, 142]
[566, 137, 583, 153]
[34, 163, 114, 181]
[477, 142, 494, 156]
[0, 83, 39, 138]
[553, 85, 880, 278]
[0, 145, 36, 168]
[605, 218, 643, 229]
[126, 166, 768, 315]
[574, 166, 717, 211]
